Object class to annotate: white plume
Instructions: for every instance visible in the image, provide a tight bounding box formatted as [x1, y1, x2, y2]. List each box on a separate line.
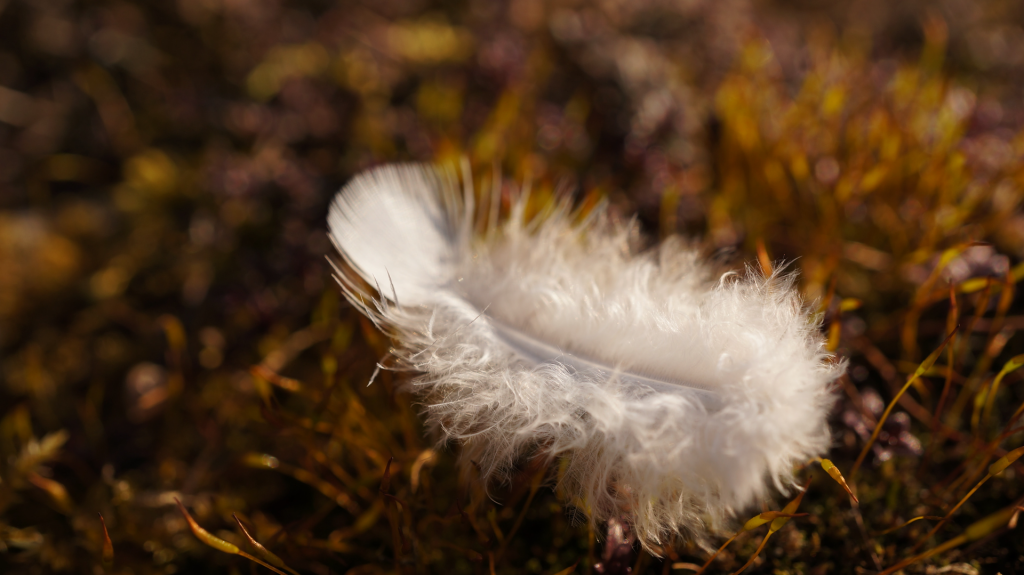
[328, 163, 843, 548]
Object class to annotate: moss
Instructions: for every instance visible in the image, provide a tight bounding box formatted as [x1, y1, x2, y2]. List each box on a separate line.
[2, 0, 1024, 573]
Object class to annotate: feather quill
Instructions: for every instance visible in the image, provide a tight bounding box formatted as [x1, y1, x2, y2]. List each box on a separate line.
[328, 163, 842, 548]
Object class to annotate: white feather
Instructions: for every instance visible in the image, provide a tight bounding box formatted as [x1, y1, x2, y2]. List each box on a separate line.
[328, 163, 843, 548]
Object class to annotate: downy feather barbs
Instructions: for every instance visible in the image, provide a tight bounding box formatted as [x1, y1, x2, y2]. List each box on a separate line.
[328, 163, 843, 548]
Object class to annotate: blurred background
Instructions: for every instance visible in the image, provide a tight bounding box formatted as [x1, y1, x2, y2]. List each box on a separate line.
[4, 0, 1024, 573]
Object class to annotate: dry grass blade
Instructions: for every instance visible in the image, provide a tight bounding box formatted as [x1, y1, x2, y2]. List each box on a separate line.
[98, 513, 113, 568]
[729, 532, 771, 575]
[851, 327, 957, 479]
[755, 239, 773, 276]
[901, 245, 967, 360]
[988, 445, 1024, 476]
[880, 505, 1017, 575]
[981, 354, 1024, 432]
[410, 448, 437, 493]
[175, 499, 289, 575]
[952, 272, 1016, 426]
[873, 515, 943, 536]
[695, 507, 810, 574]
[923, 283, 958, 474]
[232, 514, 301, 575]
[241, 453, 360, 513]
[911, 446, 1024, 554]
[766, 482, 809, 535]
[693, 531, 740, 574]
[250, 365, 303, 393]
[819, 459, 857, 503]
[742, 511, 809, 531]
[727, 479, 810, 575]
[27, 472, 75, 515]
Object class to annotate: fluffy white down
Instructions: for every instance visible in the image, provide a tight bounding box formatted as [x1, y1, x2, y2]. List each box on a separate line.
[328, 163, 842, 549]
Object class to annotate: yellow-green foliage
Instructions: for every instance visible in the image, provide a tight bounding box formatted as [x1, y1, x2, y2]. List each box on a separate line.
[3, 1, 1024, 574]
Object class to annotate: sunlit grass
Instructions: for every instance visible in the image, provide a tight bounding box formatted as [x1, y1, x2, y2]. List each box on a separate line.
[2, 4, 1024, 573]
